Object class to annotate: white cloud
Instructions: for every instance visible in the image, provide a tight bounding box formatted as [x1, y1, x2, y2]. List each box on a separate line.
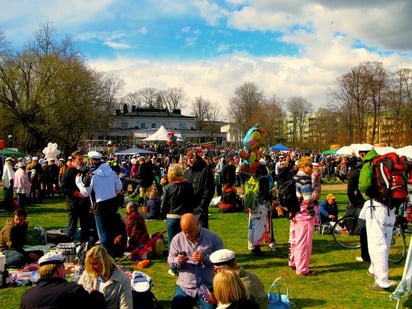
[138, 27, 148, 35]
[89, 48, 412, 118]
[193, 0, 229, 26]
[104, 41, 131, 49]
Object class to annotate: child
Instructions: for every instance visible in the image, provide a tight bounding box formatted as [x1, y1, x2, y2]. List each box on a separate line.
[145, 189, 161, 220]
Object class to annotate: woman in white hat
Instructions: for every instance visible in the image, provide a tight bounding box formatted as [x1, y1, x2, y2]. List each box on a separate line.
[13, 162, 31, 209]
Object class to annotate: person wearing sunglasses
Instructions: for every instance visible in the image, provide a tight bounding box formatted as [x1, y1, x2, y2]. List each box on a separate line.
[288, 156, 316, 276]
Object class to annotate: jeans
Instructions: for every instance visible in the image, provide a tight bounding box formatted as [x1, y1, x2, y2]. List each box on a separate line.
[5, 249, 26, 268]
[94, 213, 114, 255]
[171, 286, 215, 309]
[166, 217, 182, 251]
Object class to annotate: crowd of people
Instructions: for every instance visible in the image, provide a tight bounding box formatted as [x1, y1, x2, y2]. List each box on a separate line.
[1, 144, 411, 308]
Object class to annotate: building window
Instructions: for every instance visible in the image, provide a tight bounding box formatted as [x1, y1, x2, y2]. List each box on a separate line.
[152, 123, 156, 128]
[141, 123, 146, 129]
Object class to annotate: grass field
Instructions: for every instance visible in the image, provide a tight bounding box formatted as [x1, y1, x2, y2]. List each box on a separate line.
[0, 185, 411, 309]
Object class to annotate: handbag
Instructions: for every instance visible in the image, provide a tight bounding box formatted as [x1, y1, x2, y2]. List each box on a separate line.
[268, 277, 291, 309]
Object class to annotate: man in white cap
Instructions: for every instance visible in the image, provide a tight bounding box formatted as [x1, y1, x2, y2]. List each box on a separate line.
[75, 151, 123, 256]
[60, 150, 97, 243]
[28, 156, 43, 203]
[20, 251, 105, 308]
[2, 157, 15, 211]
[209, 248, 268, 309]
[168, 213, 223, 309]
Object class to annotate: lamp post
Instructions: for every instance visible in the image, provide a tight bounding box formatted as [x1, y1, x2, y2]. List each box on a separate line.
[8, 135, 12, 149]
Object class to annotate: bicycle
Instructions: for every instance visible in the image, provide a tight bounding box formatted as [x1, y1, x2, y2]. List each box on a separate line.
[331, 214, 407, 264]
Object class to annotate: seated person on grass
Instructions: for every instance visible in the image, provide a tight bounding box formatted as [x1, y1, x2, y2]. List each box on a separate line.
[318, 193, 338, 224]
[0, 208, 41, 268]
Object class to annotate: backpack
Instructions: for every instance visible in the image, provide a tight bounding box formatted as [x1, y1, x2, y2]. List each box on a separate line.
[131, 271, 162, 309]
[277, 178, 300, 219]
[371, 152, 408, 208]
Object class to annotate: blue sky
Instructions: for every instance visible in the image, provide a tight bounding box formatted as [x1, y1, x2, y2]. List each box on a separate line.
[1, 0, 411, 118]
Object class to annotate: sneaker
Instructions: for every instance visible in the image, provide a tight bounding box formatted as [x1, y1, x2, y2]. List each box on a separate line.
[388, 280, 398, 287]
[269, 242, 276, 252]
[356, 256, 364, 262]
[251, 246, 264, 256]
[168, 269, 177, 277]
[366, 283, 391, 292]
[367, 271, 374, 278]
[301, 270, 317, 276]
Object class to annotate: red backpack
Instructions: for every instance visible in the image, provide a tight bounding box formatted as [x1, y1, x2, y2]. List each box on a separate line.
[372, 152, 408, 208]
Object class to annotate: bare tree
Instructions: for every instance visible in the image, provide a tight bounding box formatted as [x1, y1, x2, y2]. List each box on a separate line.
[363, 62, 387, 144]
[255, 95, 285, 146]
[137, 87, 160, 108]
[286, 96, 312, 146]
[160, 87, 186, 111]
[123, 91, 143, 108]
[386, 68, 412, 146]
[191, 96, 211, 131]
[228, 82, 264, 137]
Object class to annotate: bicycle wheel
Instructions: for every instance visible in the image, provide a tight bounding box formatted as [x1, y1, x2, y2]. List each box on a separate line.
[332, 215, 361, 249]
[389, 226, 406, 264]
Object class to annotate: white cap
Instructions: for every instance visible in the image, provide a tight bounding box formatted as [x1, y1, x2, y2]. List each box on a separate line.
[32, 156, 39, 161]
[5, 157, 12, 162]
[131, 271, 151, 292]
[88, 151, 102, 160]
[38, 251, 64, 266]
[17, 162, 27, 168]
[210, 249, 236, 266]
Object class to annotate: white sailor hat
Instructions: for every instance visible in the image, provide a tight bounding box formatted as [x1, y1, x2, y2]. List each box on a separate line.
[38, 251, 64, 266]
[88, 151, 102, 160]
[210, 249, 236, 266]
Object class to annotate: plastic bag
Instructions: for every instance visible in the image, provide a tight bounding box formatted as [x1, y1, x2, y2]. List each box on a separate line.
[268, 277, 291, 309]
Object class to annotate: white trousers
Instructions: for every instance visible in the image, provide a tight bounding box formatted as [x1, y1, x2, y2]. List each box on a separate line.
[247, 204, 268, 249]
[361, 200, 396, 288]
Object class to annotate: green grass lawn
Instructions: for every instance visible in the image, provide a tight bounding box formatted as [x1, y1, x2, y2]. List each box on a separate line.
[1, 186, 412, 308]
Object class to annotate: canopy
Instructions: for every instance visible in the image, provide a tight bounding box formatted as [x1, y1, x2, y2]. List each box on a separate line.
[114, 147, 157, 156]
[269, 143, 291, 152]
[374, 146, 396, 155]
[336, 143, 374, 156]
[142, 125, 183, 142]
[0, 148, 26, 158]
[396, 146, 412, 159]
[322, 148, 341, 155]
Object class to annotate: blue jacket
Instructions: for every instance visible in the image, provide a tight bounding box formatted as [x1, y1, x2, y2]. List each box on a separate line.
[318, 199, 338, 223]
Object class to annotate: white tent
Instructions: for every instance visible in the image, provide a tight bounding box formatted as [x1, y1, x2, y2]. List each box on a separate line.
[336, 143, 374, 156]
[142, 125, 184, 142]
[396, 146, 412, 159]
[114, 147, 157, 156]
[374, 146, 396, 155]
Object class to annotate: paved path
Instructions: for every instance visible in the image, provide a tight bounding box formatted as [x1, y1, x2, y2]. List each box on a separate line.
[322, 183, 347, 191]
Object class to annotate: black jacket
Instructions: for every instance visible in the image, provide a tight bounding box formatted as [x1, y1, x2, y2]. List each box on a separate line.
[184, 159, 215, 213]
[161, 181, 194, 217]
[20, 276, 106, 309]
[222, 164, 236, 186]
[347, 168, 365, 208]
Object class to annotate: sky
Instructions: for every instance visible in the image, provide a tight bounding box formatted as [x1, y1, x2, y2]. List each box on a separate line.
[1, 0, 412, 118]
